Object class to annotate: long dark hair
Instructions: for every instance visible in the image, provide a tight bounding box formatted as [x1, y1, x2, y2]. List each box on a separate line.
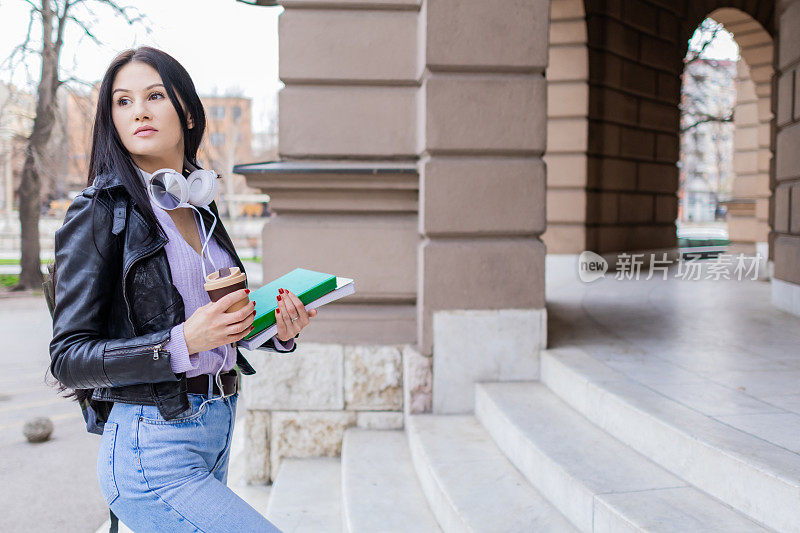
[52, 46, 207, 404]
[88, 46, 207, 242]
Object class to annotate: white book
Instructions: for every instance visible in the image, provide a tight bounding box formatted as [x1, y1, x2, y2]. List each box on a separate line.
[236, 276, 355, 351]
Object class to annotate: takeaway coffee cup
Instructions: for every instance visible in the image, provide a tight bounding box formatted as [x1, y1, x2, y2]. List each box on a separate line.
[204, 266, 249, 312]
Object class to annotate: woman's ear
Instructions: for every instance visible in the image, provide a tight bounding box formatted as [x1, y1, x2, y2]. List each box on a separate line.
[187, 114, 194, 129]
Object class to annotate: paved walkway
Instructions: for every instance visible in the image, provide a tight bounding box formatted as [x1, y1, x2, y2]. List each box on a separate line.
[0, 295, 107, 532]
[546, 255, 800, 454]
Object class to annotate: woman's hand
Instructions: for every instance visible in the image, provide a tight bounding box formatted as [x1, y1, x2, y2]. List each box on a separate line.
[275, 288, 317, 342]
[183, 288, 256, 354]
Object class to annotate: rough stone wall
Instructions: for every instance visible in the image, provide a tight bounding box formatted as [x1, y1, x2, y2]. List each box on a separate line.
[242, 343, 422, 483]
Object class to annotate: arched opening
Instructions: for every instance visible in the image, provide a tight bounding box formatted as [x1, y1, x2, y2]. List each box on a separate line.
[677, 10, 773, 262]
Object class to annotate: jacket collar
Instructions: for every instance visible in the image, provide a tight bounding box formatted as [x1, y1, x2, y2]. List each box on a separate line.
[108, 159, 244, 271]
[93, 171, 125, 190]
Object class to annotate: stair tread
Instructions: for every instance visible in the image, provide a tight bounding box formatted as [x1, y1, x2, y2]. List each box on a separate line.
[545, 347, 800, 481]
[476, 381, 769, 532]
[541, 347, 800, 532]
[342, 429, 440, 532]
[407, 414, 577, 532]
[265, 457, 342, 533]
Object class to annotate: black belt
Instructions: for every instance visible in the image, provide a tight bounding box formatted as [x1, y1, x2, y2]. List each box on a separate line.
[186, 369, 239, 396]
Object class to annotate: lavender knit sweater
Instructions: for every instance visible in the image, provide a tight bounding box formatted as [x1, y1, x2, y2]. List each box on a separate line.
[136, 166, 294, 378]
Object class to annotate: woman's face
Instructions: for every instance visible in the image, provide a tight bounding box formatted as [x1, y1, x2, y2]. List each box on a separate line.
[111, 61, 192, 171]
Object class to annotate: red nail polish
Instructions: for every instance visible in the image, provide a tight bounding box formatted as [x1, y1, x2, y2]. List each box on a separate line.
[276, 308, 280, 314]
[245, 289, 250, 294]
[279, 288, 284, 294]
[277, 295, 282, 301]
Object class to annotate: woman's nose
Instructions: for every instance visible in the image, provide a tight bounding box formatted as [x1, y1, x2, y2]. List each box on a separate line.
[133, 102, 151, 121]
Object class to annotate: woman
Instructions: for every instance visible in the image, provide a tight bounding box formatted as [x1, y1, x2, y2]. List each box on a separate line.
[48, 46, 314, 531]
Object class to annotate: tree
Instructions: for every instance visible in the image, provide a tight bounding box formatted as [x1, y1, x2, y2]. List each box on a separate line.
[0, 0, 148, 290]
[681, 18, 735, 134]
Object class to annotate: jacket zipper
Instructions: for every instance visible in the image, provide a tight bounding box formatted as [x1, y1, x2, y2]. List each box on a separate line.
[106, 339, 168, 359]
[121, 237, 167, 335]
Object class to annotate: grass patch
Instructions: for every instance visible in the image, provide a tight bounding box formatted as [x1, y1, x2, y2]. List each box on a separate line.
[0, 274, 19, 287]
[239, 257, 262, 263]
[0, 258, 51, 266]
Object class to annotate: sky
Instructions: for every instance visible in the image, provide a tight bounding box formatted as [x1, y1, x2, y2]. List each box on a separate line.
[689, 19, 741, 61]
[0, 0, 283, 132]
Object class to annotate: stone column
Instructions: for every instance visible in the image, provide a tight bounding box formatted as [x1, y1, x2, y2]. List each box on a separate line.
[418, 0, 549, 414]
[236, 0, 421, 482]
[773, 0, 800, 315]
[238, 1, 421, 344]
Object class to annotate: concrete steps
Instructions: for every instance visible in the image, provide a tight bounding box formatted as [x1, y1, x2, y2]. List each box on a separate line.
[253, 344, 799, 532]
[406, 414, 578, 532]
[265, 457, 342, 532]
[475, 381, 769, 532]
[541, 347, 799, 532]
[341, 428, 440, 532]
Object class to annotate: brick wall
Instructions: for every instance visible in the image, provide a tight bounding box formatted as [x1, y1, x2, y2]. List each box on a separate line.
[580, 0, 776, 256]
[543, 0, 590, 253]
[583, 0, 683, 254]
[774, 0, 800, 286]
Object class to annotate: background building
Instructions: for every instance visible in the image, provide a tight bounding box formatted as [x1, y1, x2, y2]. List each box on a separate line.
[230, 2, 800, 531]
[679, 58, 737, 224]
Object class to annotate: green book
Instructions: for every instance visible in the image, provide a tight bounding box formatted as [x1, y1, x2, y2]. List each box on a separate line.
[242, 268, 337, 341]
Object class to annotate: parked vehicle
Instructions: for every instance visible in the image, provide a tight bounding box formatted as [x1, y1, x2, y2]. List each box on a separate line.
[677, 226, 729, 259]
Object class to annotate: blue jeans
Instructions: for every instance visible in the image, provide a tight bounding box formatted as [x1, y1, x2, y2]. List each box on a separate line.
[97, 381, 281, 532]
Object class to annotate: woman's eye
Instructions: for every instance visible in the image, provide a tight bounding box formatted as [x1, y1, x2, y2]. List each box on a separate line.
[117, 92, 164, 106]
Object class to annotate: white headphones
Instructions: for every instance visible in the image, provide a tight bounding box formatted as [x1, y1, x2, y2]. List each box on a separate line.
[147, 159, 218, 209]
[141, 159, 220, 280]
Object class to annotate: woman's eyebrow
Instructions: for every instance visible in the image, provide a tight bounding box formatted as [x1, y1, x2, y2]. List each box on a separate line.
[112, 83, 164, 95]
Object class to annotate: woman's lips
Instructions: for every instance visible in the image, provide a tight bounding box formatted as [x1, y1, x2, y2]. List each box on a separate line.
[135, 129, 157, 137]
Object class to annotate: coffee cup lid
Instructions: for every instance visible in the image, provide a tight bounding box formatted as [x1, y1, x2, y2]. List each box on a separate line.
[204, 266, 247, 291]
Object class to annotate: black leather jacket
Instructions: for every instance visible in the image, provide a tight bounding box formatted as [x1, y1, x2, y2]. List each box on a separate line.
[48, 171, 293, 434]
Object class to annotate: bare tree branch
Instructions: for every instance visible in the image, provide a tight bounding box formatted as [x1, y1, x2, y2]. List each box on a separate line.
[55, 1, 72, 53]
[56, 74, 94, 90]
[686, 19, 723, 65]
[95, 0, 147, 26]
[18, 0, 42, 14]
[0, 7, 39, 79]
[681, 113, 733, 133]
[66, 14, 102, 45]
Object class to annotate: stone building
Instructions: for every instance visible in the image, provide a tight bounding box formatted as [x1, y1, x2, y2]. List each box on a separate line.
[231, 0, 800, 530]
